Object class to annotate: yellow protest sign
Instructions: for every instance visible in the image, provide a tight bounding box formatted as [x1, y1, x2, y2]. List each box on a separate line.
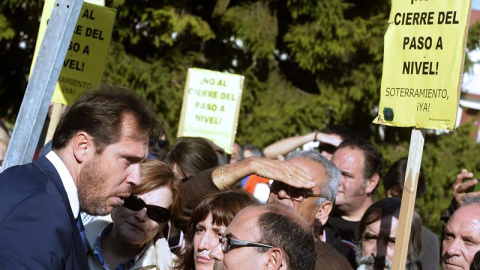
[177, 68, 244, 154]
[31, 0, 116, 105]
[374, 0, 471, 129]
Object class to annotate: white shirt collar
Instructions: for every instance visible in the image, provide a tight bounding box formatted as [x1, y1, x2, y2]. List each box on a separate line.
[46, 151, 80, 219]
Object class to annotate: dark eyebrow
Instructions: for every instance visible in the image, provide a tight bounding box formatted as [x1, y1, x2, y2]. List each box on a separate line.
[122, 155, 144, 163]
[443, 227, 454, 236]
[463, 235, 477, 243]
[363, 232, 377, 239]
[225, 232, 236, 239]
[341, 171, 354, 178]
[212, 225, 225, 233]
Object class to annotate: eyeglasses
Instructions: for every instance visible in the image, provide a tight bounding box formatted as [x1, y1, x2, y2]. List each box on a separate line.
[123, 194, 171, 223]
[149, 138, 169, 148]
[219, 235, 274, 253]
[269, 180, 327, 199]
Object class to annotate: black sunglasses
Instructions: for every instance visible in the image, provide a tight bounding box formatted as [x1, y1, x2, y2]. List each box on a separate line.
[317, 143, 337, 155]
[149, 138, 169, 148]
[123, 194, 171, 223]
[269, 180, 327, 199]
[219, 235, 274, 253]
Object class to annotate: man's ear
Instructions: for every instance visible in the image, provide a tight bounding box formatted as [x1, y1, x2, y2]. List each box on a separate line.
[315, 201, 333, 227]
[266, 248, 284, 269]
[365, 172, 380, 194]
[72, 132, 94, 163]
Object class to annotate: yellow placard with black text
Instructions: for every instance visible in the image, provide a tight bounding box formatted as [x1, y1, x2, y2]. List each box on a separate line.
[374, 0, 472, 129]
[31, 0, 116, 105]
[177, 68, 244, 155]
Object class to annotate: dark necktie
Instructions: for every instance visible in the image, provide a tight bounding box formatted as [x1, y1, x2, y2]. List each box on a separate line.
[76, 217, 87, 252]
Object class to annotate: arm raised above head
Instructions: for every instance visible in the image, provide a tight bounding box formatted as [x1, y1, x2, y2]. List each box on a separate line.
[211, 157, 314, 190]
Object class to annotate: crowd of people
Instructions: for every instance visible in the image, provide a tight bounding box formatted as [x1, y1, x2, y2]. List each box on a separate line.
[0, 84, 480, 270]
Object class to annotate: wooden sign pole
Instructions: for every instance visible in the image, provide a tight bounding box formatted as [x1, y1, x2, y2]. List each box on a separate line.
[392, 129, 425, 270]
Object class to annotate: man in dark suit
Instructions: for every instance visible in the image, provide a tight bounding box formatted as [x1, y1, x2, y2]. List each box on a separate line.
[0, 85, 161, 269]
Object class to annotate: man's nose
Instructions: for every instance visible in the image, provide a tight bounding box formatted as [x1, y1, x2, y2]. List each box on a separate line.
[445, 238, 461, 256]
[277, 189, 292, 200]
[375, 241, 387, 258]
[126, 164, 142, 186]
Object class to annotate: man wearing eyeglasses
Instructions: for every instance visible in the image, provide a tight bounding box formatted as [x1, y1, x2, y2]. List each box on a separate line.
[267, 150, 354, 269]
[209, 203, 316, 270]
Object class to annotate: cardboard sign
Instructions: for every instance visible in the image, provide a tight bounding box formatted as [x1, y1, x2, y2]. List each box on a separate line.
[374, 0, 471, 129]
[177, 68, 244, 154]
[31, 0, 116, 105]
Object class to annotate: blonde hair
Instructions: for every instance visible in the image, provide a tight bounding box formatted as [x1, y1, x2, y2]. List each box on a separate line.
[0, 125, 10, 148]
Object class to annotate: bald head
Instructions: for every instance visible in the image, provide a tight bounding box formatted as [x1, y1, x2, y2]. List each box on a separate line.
[210, 203, 316, 270]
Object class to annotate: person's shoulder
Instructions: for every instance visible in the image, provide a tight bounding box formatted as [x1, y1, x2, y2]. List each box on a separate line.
[315, 240, 354, 270]
[1, 192, 69, 220]
[0, 161, 59, 206]
[0, 161, 50, 188]
[421, 225, 438, 241]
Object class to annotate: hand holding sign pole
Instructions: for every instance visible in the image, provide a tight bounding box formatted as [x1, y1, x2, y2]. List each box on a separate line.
[373, 0, 472, 269]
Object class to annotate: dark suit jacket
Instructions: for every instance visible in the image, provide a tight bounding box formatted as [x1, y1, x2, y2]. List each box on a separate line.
[315, 240, 353, 270]
[324, 223, 357, 268]
[0, 156, 88, 269]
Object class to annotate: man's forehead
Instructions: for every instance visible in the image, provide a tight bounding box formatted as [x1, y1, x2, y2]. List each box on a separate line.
[287, 157, 326, 185]
[333, 146, 364, 161]
[226, 206, 265, 237]
[366, 215, 399, 236]
[332, 147, 365, 174]
[449, 204, 480, 232]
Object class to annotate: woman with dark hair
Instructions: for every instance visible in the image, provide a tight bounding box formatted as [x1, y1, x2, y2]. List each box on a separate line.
[174, 190, 258, 270]
[383, 157, 426, 198]
[383, 157, 438, 270]
[166, 137, 219, 181]
[85, 159, 184, 270]
[164, 136, 220, 253]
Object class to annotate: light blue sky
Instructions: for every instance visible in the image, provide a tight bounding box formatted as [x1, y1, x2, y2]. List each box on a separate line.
[474, 0, 480, 10]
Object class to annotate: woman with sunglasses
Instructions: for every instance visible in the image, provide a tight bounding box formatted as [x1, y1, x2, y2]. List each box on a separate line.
[174, 190, 258, 270]
[85, 159, 183, 270]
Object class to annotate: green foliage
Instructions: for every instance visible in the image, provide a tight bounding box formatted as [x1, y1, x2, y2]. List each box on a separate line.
[465, 21, 480, 73]
[467, 21, 480, 50]
[143, 7, 215, 47]
[236, 67, 331, 146]
[102, 41, 190, 141]
[420, 124, 480, 235]
[0, 13, 15, 41]
[222, 2, 277, 59]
